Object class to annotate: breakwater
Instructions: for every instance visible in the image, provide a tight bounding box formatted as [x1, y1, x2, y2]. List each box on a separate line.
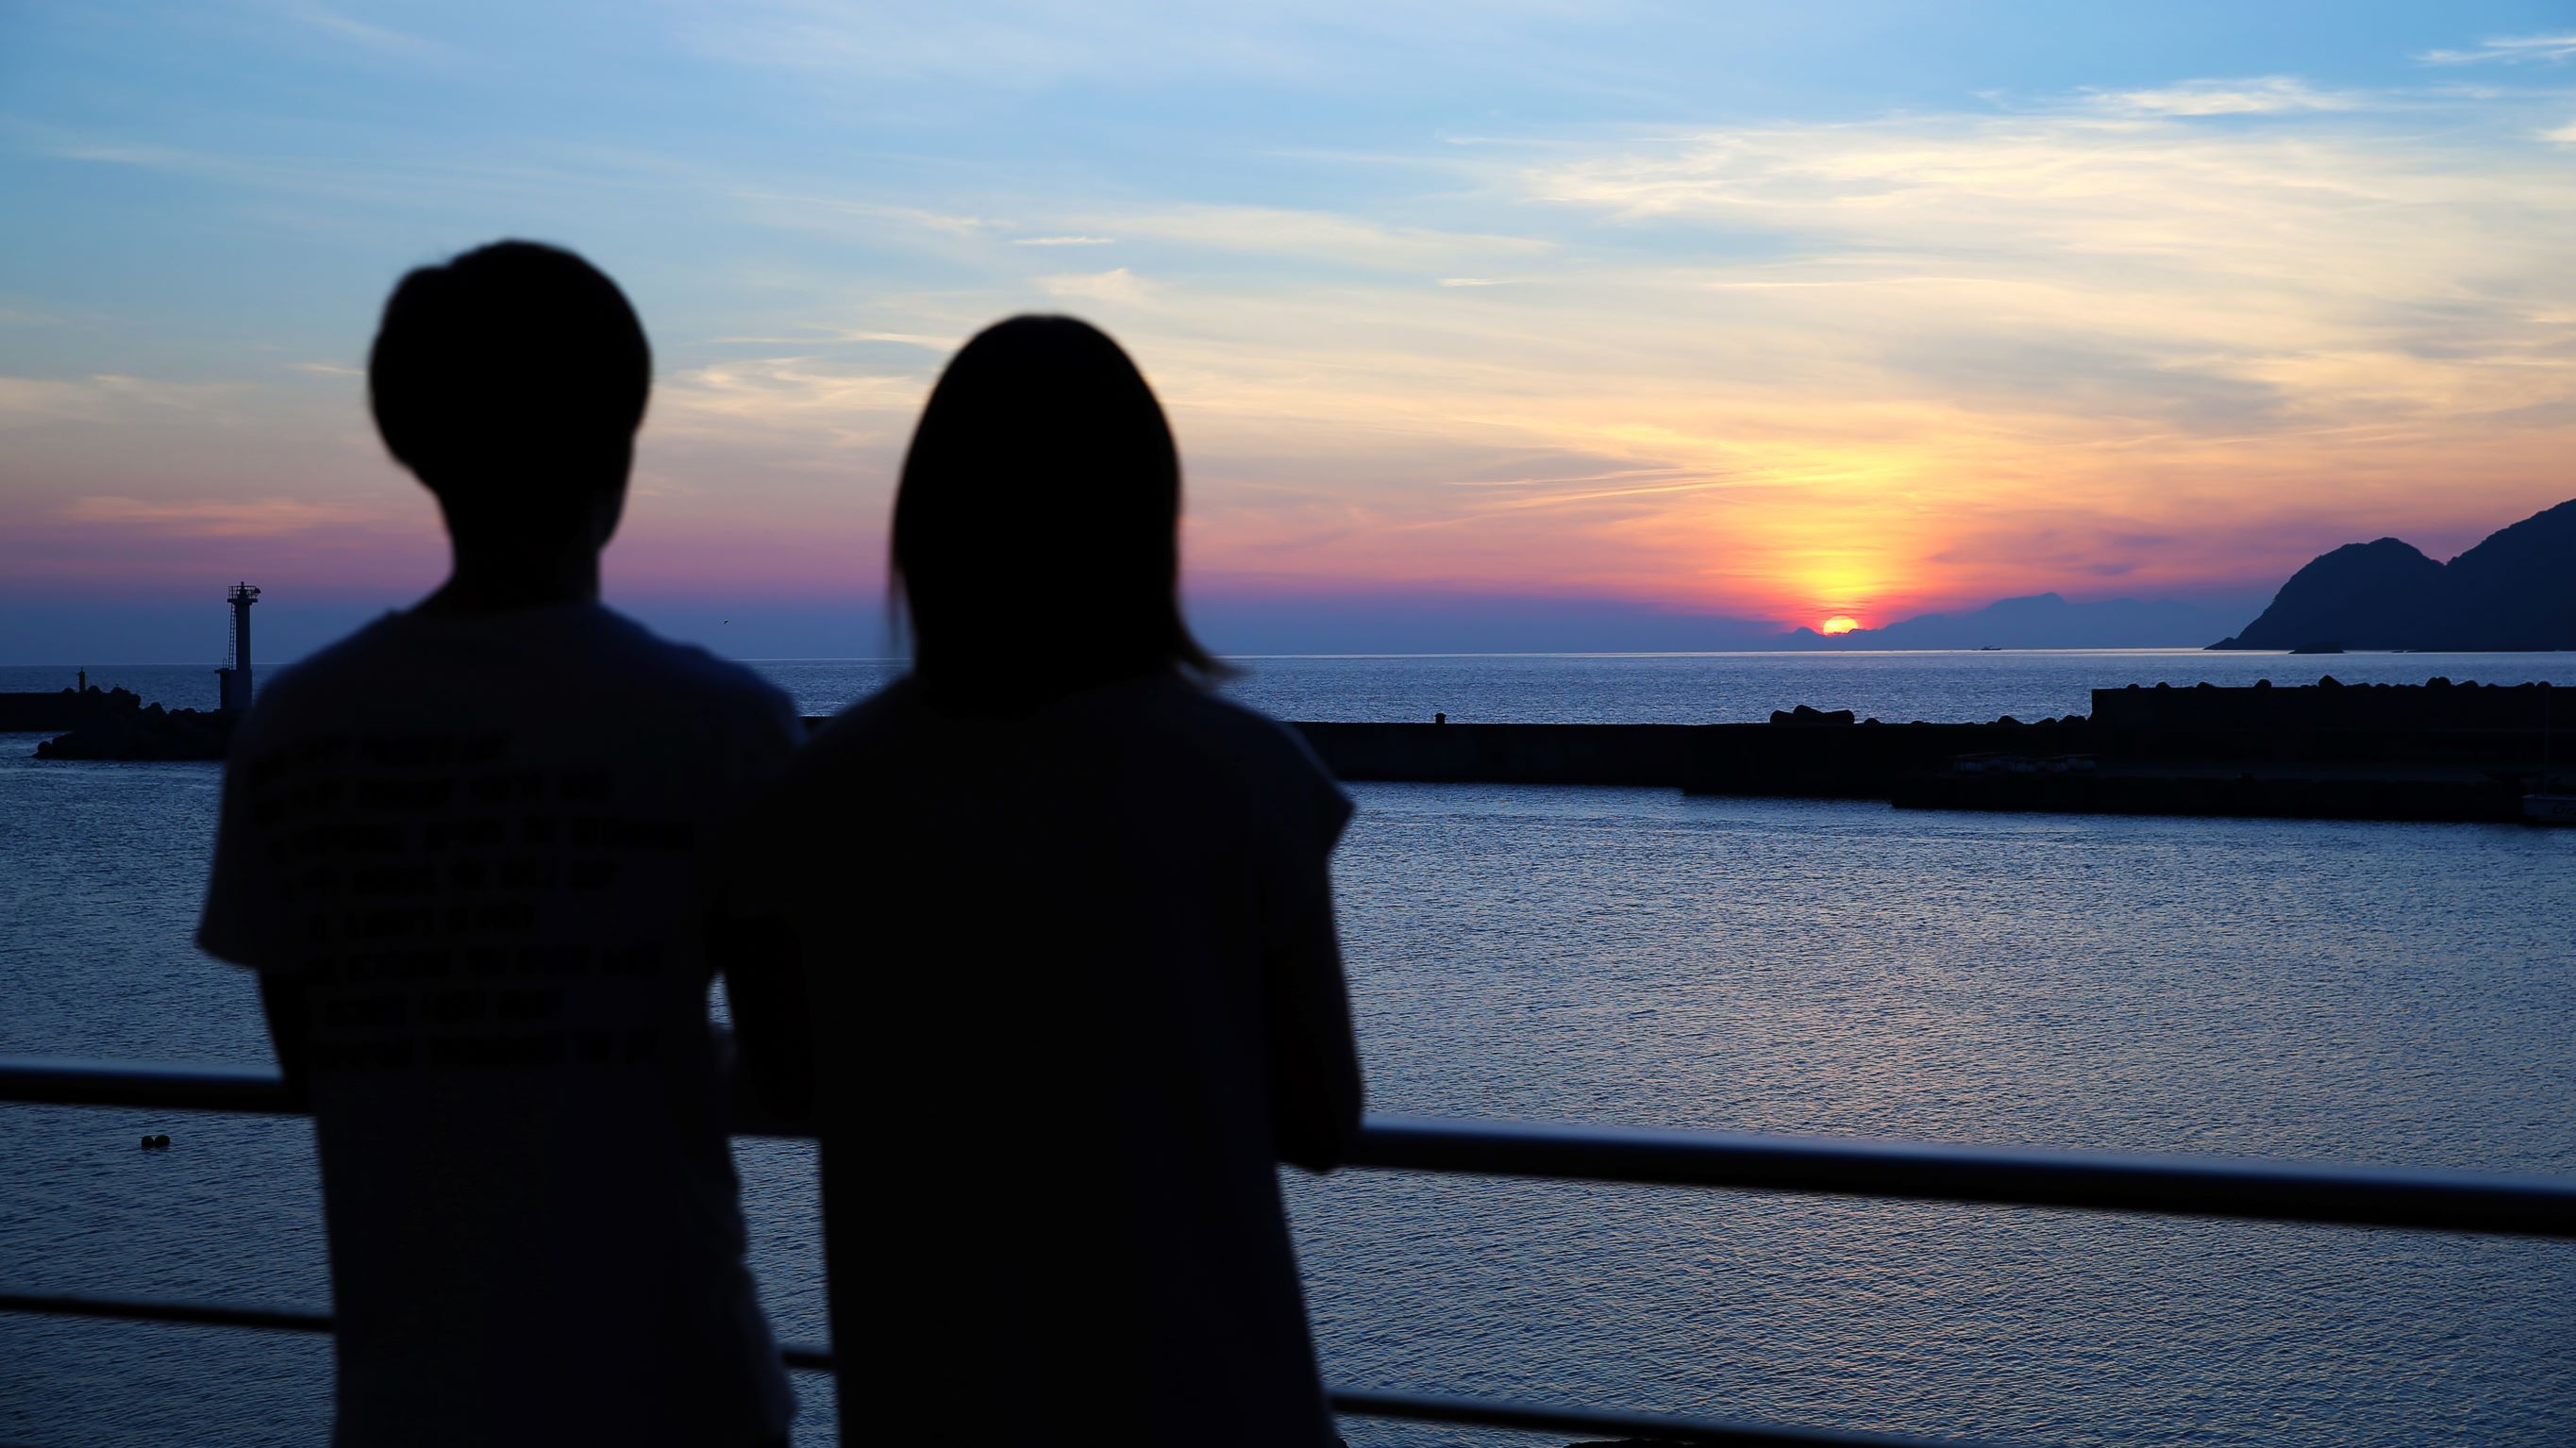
[16, 687, 239, 761]
[2090, 677, 2560, 765]
[0, 688, 113, 733]
[26, 677, 2564, 823]
[1292, 681, 2567, 824]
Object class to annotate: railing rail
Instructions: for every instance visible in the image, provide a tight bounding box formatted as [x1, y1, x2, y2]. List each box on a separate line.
[8, 1054, 2575, 1447]
[8, 1055, 2571, 1237]
[0, 1289, 1987, 1448]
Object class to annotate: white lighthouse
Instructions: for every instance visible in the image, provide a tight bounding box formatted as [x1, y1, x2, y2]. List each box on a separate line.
[214, 583, 259, 711]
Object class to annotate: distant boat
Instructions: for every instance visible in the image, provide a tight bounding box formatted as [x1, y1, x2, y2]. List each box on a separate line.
[1976, 645, 2002, 652]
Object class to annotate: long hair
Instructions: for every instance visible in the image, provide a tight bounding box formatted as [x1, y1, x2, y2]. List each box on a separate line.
[892, 316, 1221, 707]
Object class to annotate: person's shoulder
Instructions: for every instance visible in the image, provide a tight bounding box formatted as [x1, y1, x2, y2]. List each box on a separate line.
[589, 608, 798, 732]
[1158, 680, 1303, 749]
[738, 679, 922, 861]
[1150, 680, 1335, 788]
[795, 675, 923, 765]
[227, 615, 406, 739]
[1150, 680, 1352, 845]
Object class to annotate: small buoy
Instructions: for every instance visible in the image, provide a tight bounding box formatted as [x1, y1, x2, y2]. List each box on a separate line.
[139, 1133, 171, 1150]
[140, 1135, 152, 1150]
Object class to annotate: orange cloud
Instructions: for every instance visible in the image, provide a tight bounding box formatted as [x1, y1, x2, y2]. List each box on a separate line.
[59, 495, 389, 537]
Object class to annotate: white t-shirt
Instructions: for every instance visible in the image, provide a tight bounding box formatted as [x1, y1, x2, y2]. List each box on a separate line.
[198, 602, 799, 1447]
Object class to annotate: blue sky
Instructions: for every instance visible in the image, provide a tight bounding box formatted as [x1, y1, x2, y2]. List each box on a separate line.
[4, 3, 2572, 660]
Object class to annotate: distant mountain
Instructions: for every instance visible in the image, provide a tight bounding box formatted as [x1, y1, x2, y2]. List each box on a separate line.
[1779, 592, 2258, 650]
[2430, 499, 2576, 650]
[2205, 539, 2441, 650]
[2211, 498, 2576, 651]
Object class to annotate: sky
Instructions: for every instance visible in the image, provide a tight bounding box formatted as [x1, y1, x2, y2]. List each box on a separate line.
[3, 2, 2573, 662]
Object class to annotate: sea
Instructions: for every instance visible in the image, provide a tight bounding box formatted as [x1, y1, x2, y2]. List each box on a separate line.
[4, 650, 2573, 1447]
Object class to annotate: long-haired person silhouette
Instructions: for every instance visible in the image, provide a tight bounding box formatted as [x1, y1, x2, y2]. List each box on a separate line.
[731, 316, 1365, 1444]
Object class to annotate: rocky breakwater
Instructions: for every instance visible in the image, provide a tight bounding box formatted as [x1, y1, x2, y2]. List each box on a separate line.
[1891, 677, 2563, 824]
[1687, 707, 2089, 797]
[33, 688, 235, 761]
[1, 683, 128, 732]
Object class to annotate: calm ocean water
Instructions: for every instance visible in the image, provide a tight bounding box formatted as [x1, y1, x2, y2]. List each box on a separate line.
[4, 651, 2572, 1446]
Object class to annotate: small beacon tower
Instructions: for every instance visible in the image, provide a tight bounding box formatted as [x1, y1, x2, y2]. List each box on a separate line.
[215, 582, 260, 712]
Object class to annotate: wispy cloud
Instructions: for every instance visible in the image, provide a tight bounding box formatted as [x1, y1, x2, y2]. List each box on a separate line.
[2417, 33, 2576, 66]
[652, 358, 927, 445]
[278, 4, 455, 60]
[1088, 206, 1551, 272]
[1041, 267, 1149, 305]
[2083, 76, 2360, 116]
[0, 374, 249, 427]
[731, 192, 994, 240]
[1011, 235, 1115, 246]
[58, 494, 383, 537]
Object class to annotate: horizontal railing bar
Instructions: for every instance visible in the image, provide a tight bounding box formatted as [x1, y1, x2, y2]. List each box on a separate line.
[2, 1056, 294, 1115]
[0, 1291, 1999, 1448]
[8, 1055, 2575, 1237]
[0, 1290, 330, 1337]
[1331, 1387, 2004, 1447]
[1349, 1115, 2576, 1239]
[0, 1290, 837, 1371]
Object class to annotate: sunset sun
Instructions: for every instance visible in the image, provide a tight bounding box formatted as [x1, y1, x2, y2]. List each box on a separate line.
[1820, 616, 1862, 635]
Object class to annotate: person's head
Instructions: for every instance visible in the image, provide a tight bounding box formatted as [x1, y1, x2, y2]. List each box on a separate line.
[893, 315, 1219, 706]
[369, 241, 649, 562]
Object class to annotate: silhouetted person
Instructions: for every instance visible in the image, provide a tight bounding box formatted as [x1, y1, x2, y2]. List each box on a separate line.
[729, 316, 1363, 1444]
[198, 241, 797, 1446]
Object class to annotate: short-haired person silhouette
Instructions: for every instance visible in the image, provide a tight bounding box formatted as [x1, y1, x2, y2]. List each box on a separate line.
[730, 316, 1365, 1444]
[199, 241, 798, 1446]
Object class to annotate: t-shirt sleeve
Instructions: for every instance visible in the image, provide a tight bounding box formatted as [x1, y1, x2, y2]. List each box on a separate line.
[1263, 739, 1364, 1173]
[196, 705, 289, 971]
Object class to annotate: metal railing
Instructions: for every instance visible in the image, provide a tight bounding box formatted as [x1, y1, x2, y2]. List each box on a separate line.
[6, 1055, 2574, 1446]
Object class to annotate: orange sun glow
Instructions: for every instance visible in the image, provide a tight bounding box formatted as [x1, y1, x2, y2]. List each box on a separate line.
[1820, 616, 1862, 635]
